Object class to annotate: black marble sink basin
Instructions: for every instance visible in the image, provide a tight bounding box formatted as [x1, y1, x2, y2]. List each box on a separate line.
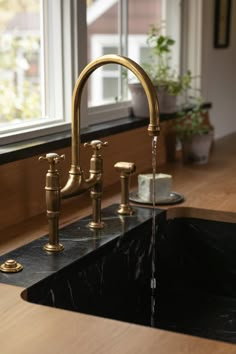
[1, 205, 236, 345]
[156, 217, 236, 344]
[25, 214, 236, 345]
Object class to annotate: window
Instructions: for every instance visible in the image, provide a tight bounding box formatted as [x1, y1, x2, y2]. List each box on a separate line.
[0, 0, 66, 144]
[87, 0, 181, 110]
[0, 0, 182, 145]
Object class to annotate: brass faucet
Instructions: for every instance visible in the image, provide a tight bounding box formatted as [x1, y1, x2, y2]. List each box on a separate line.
[61, 54, 160, 205]
[37, 54, 156, 237]
[40, 55, 160, 247]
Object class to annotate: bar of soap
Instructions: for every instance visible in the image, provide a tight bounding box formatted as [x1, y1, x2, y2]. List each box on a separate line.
[138, 173, 172, 202]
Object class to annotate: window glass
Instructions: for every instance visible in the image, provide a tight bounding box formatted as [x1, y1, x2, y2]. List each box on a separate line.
[87, 0, 165, 108]
[0, 1, 42, 129]
[87, 1, 119, 107]
[128, 0, 162, 64]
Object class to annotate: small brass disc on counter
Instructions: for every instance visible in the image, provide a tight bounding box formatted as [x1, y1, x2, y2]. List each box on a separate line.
[0, 259, 23, 273]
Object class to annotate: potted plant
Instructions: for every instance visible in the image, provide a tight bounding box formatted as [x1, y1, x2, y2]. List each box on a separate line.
[175, 97, 214, 164]
[129, 25, 192, 116]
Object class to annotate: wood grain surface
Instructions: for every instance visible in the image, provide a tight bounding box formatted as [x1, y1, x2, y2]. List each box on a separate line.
[1, 283, 236, 354]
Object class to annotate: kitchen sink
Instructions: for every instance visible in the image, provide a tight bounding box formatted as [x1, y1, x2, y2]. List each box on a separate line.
[23, 212, 236, 345]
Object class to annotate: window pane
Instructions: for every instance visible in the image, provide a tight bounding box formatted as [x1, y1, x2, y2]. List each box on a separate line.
[140, 47, 153, 65]
[87, 0, 119, 107]
[127, 0, 181, 84]
[102, 77, 118, 101]
[102, 46, 118, 71]
[87, 0, 165, 108]
[127, 0, 163, 73]
[0, 1, 42, 128]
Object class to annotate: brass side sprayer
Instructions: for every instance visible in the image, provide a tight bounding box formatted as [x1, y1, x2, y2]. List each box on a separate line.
[114, 161, 136, 215]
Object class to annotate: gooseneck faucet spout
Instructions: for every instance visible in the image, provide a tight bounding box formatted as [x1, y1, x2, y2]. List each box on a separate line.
[61, 54, 160, 199]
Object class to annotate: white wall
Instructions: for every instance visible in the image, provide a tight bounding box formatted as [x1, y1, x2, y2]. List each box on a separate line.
[201, 0, 236, 139]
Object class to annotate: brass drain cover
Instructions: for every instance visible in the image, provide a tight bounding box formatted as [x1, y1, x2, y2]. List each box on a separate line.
[0, 259, 23, 273]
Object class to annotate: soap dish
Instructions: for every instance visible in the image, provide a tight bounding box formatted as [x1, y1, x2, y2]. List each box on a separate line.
[129, 191, 184, 205]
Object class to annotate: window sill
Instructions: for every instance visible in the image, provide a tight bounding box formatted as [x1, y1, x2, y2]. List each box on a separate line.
[0, 102, 212, 165]
[0, 116, 150, 165]
[0, 116, 136, 165]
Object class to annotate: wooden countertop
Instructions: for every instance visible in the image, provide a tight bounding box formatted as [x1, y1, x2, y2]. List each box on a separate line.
[1, 132, 236, 353]
[161, 132, 236, 223]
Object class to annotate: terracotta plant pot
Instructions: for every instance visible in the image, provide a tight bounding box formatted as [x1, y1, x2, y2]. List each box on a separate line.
[181, 132, 213, 164]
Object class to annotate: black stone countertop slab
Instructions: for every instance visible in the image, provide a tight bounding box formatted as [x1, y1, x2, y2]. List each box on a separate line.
[0, 204, 165, 288]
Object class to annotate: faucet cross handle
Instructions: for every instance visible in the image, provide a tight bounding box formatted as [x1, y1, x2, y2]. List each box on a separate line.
[84, 140, 108, 155]
[39, 153, 65, 171]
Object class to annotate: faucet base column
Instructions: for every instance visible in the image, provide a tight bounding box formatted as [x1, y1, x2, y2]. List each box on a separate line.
[43, 243, 64, 252]
[88, 220, 105, 229]
[88, 186, 105, 230]
[117, 204, 135, 215]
